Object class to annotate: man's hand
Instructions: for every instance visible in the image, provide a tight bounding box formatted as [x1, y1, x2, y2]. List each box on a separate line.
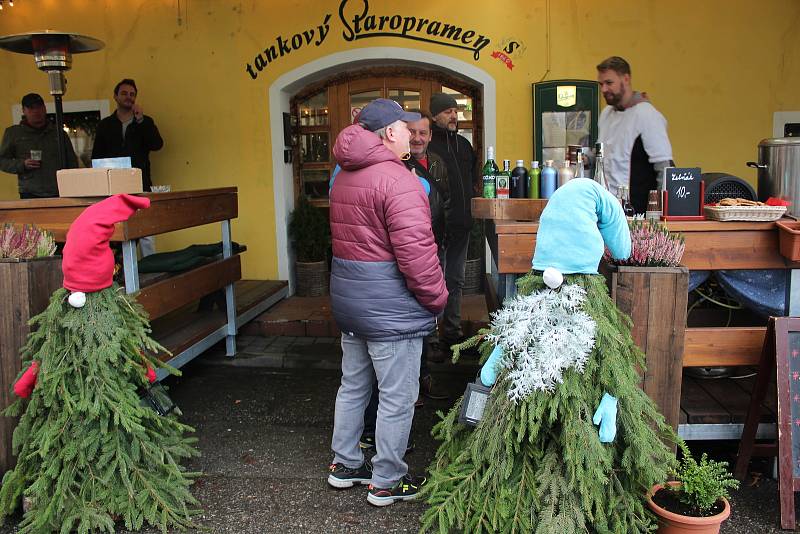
[23, 158, 41, 170]
[132, 103, 144, 122]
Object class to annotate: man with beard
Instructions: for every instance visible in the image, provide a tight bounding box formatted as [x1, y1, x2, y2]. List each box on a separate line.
[427, 92, 477, 361]
[92, 79, 164, 193]
[596, 56, 674, 213]
[92, 79, 163, 255]
[0, 93, 78, 198]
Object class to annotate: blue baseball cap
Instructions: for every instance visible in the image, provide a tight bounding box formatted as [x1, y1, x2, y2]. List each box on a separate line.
[358, 98, 421, 132]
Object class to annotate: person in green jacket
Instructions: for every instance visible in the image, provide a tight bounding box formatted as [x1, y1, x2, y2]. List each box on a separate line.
[0, 93, 78, 198]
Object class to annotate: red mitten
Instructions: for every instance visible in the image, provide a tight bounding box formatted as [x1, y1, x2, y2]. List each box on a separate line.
[14, 361, 40, 398]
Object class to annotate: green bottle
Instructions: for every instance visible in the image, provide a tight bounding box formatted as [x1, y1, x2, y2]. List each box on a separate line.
[482, 146, 499, 198]
[528, 160, 540, 199]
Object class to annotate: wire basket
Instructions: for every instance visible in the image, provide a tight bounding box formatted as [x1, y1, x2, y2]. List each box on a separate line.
[703, 205, 787, 222]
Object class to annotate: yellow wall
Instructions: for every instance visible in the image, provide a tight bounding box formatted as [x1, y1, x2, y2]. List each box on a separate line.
[1, 0, 798, 279]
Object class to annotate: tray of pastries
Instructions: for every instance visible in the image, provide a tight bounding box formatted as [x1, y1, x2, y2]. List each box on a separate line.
[704, 198, 787, 221]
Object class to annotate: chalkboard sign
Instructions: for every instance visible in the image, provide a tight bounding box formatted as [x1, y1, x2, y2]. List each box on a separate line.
[735, 317, 800, 529]
[662, 167, 704, 220]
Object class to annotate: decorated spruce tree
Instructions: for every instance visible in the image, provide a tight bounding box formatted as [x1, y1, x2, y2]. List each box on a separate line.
[0, 195, 199, 534]
[420, 179, 679, 534]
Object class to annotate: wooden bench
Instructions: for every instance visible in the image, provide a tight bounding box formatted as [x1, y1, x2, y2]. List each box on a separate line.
[0, 188, 288, 376]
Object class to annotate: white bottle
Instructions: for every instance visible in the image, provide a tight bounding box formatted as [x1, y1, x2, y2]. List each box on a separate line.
[558, 160, 574, 187]
[576, 151, 585, 179]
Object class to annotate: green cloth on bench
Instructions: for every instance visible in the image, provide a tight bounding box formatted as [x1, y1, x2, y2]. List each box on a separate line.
[138, 242, 243, 273]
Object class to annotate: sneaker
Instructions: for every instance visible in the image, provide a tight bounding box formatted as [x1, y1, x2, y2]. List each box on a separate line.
[327, 460, 372, 489]
[367, 473, 427, 506]
[420, 374, 448, 400]
[360, 434, 414, 455]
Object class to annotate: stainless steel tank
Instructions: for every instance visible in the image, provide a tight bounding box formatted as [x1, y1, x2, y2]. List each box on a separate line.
[748, 137, 800, 217]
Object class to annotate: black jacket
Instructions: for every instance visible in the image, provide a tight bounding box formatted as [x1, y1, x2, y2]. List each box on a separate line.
[91, 113, 163, 190]
[428, 123, 476, 231]
[405, 151, 448, 247]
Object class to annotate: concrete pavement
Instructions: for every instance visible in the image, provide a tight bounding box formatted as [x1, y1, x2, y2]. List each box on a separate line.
[0, 336, 790, 533]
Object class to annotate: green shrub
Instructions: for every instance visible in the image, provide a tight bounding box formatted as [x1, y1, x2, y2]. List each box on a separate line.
[288, 195, 330, 262]
[670, 440, 740, 515]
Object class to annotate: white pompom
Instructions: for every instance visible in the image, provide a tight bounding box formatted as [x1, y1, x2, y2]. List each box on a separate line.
[68, 291, 86, 308]
[542, 267, 564, 289]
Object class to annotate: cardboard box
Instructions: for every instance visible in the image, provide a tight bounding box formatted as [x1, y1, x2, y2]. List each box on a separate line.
[56, 168, 143, 197]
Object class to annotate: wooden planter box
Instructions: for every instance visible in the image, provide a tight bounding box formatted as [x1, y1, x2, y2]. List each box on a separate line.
[0, 257, 63, 474]
[601, 263, 689, 436]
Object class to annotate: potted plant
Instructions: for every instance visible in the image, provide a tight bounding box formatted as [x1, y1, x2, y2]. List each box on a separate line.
[287, 195, 330, 296]
[463, 221, 484, 294]
[600, 218, 689, 436]
[647, 440, 739, 534]
[0, 224, 60, 474]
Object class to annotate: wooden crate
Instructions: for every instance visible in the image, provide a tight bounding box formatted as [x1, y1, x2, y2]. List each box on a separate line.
[602, 264, 689, 436]
[0, 257, 63, 473]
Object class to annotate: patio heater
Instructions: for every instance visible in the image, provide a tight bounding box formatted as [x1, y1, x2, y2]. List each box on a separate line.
[0, 30, 104, 169]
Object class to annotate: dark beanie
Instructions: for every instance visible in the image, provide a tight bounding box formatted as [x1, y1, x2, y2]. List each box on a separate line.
[430, 92, 458, 117]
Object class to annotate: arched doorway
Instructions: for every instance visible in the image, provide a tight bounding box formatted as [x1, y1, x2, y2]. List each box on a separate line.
[269, 47, 496, 289]
[291, 67, 483, 205]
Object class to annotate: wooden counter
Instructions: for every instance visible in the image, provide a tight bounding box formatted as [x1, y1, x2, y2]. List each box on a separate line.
[488, 219, 800, 274]
[476, 199, 795, 369]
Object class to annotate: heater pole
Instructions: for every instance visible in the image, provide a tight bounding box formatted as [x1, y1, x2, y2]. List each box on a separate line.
[54, 93, 66, 169]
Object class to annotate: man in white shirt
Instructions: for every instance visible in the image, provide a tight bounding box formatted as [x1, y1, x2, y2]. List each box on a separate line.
[596, 56, 674, 213]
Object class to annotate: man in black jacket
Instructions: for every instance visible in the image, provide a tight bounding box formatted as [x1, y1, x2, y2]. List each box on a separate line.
[92, 79, 163, 192]
[427, 92, 477, 359]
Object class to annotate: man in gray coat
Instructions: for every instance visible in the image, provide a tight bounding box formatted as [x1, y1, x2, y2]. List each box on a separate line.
[0, 93, 78, 198]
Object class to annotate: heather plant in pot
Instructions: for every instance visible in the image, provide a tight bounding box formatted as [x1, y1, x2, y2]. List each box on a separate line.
[647, 440, 739, 534]
[603, 218, 685, 267]
[0, 224, 57, 260]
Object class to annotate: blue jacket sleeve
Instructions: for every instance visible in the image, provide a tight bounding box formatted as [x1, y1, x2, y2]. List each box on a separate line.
[596, 186, 631, 261]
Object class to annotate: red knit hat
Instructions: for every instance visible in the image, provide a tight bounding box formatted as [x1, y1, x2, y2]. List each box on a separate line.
[62, 194, 150, 295]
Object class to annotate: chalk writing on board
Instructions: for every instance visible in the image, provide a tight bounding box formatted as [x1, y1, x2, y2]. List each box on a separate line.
[675, 186, 690, 199]
[790, 332, 800, 478]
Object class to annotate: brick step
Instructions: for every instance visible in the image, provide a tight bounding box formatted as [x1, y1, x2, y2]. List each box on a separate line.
[242, 293, 490, 338]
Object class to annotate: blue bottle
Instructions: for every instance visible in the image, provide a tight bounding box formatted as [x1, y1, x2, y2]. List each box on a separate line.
[540, 160, 557, 199]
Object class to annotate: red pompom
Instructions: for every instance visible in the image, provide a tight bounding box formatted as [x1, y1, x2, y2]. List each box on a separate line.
[14, 361, 40, 398]
[146, 366, 157, 384]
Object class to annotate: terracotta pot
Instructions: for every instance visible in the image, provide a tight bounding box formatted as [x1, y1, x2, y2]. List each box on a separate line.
[646, 482, 731, 534]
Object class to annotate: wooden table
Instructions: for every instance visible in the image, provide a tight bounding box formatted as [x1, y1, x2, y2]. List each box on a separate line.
[0, 188, 280, 377]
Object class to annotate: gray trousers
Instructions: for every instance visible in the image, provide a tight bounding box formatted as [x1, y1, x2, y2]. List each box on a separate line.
[331, 334, 422, 488]
[441, 228, 470, 343]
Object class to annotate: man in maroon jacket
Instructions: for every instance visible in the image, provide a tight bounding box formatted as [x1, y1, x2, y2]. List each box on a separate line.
[326, 99, 448, 507]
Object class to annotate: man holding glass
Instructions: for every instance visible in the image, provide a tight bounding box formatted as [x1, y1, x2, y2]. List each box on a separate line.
[0, 93, 78, 198]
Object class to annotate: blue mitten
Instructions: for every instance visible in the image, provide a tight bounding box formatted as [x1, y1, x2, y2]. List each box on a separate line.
[480, 345, 504, 387]
[592, 392, 618, 443]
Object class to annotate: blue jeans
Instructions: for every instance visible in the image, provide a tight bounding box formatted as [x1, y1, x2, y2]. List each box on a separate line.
[331, 334, 422, 487]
